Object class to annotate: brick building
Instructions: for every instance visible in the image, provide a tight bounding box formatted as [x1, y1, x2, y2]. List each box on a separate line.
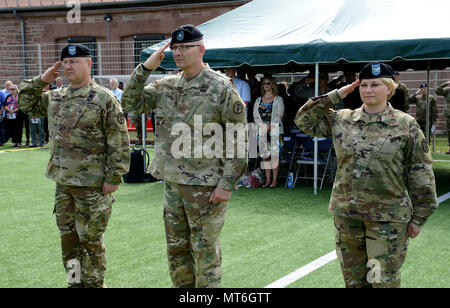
[0, 0, 249, 81]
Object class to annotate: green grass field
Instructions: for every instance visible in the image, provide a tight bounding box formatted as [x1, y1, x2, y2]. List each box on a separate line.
[0, 137, 449, 288]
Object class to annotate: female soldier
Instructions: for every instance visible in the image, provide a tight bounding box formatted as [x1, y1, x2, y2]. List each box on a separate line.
[294, 63, 438, 288]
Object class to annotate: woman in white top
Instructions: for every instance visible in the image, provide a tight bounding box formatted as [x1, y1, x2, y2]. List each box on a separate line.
[253, 76, 284, 187]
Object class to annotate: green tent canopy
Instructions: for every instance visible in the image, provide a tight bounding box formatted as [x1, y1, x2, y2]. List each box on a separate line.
[141, 0, 450, 71]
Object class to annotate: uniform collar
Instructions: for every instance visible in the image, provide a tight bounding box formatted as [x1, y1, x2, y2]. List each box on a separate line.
[62, 79, 96, 98]
[180, 64, 210, 84]
[352, 102, 395, 125]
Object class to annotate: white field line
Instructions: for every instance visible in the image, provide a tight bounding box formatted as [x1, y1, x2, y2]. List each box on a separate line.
[265, 192, 450, 288]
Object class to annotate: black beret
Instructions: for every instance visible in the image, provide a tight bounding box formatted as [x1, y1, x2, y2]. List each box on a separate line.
[60, 44, 91, 61]
[170, 24, 203, 46]
[358, 63, 395, 80]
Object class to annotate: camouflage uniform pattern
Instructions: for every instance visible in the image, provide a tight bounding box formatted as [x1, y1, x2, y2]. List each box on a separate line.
[122, 63, 247, 288]
[435, 81, 450, 146]
[19, 76, 130, 287]
[55, 184, 113, 288]
[407, 93, 437, 136]
[164, 182, 226, 288]
[19, 77, 130, 187]
[295, 89, 438, 287]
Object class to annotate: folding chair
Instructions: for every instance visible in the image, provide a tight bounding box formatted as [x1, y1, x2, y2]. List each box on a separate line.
[293, 137, 334, 190]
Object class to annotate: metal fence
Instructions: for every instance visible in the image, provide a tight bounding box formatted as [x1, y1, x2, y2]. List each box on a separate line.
[0, 40, 166, 85]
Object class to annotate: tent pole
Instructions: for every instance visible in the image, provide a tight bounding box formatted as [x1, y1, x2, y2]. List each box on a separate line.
[314, 63, 319, 195]
[426, 62, 430, 144]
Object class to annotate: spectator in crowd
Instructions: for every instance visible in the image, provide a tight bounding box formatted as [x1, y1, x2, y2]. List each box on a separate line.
[0, 89, 5, 146]
[51, 77, 65, 90]
[408, 83, 437, 138]
[390, 71, 409, 112]
[1, 81, 13, 145]
[225, 67, 251, 114]
[110, 78, 123, 103]
[29, 84, 50, 147]
[435, 80, 450, 154]
[253, 75, 284, 188]
[2, 80, 13, 97]
[4, 84, 21, 147]
[245, 66, 261, 123]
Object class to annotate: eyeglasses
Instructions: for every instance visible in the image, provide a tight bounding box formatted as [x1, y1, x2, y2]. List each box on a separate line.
[170, 45, 201, 52]
[263, 82, 272, 85]
[9, 88, 16, 91]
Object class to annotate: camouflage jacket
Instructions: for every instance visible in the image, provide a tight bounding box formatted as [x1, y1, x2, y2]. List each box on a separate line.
[408, 93, 437, 125]
[122, 63, 248, 191]
[435, 81, 450, 111]
[295, 89, 438, 226]
[19, 77, 130, 187]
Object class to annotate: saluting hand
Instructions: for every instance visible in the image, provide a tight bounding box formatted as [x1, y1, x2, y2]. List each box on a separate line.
[41, 61, 62, 84]
[143, 41, 171, 71]
[337, 79, 360, 99]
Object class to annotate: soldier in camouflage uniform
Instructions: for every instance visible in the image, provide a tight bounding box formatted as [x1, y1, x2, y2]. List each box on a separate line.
[122, 25, 247, 288]
[407, 83, 437, 138]
[435, 80, 450, 154]
[19, 44, 130, 288]
[295, 63, 438, 288]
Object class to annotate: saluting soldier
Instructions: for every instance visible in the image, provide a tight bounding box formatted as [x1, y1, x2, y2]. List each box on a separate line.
[295, 63, 438, 288]
[435, 80, 450, 154]
[408, 83, 437, 138]
[19, 44, 130, 288]
[122, 25, 247, 288]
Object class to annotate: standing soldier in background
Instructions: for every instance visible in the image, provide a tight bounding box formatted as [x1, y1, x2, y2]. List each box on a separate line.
[19, 44, 130, 288]
[408, 83, 437, 139]
[435, 80, 450, 154]
[390, 71, 409, 112]
[122, 25, 247, 288]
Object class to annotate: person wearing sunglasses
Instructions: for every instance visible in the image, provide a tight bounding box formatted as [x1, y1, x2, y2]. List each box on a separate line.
[4, 85, 21, 147]
[253, 76, 285, 187]
[122, 24, 248, 288]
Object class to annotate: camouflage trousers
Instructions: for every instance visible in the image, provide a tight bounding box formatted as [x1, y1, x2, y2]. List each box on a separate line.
[163, 182, 227, 288]
[334, 215, 409, 288]
[54, 183, 113, 288]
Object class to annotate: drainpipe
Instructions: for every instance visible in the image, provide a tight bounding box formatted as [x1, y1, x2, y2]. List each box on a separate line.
[13, 9, 28, 79]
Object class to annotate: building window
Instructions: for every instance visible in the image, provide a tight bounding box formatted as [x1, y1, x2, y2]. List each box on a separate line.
[133, 35, 165, 68]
